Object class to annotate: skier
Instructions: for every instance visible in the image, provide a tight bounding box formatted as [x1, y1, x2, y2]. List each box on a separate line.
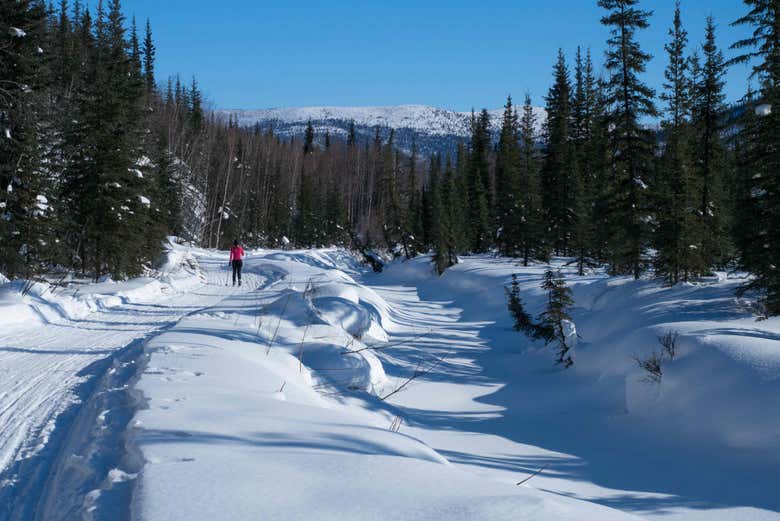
[229, 239, 245, 286]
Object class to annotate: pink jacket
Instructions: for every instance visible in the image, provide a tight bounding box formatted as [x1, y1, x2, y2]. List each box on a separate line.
[229, 246, 245, 261]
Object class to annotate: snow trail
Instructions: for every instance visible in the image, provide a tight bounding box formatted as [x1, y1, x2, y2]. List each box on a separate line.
[0, 249, 270, 519]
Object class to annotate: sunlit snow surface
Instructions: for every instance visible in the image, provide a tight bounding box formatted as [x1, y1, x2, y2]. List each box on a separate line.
[0, 245, 778, 521]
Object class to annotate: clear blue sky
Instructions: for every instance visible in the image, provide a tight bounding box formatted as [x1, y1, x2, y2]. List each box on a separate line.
[113, 0, 753, 111]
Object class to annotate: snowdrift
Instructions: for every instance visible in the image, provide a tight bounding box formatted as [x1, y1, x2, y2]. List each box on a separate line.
[0, 240, 206, 331]
[131, 247, 643, 521]
[372, 254, 780, 520]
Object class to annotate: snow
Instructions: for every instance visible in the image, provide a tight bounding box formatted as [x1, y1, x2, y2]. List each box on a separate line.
[755, 104, 772, 116]
[369, 256, 780, 521]
[9, 27, 27, 38]
[138, 195, 151, 206]
[131, 249, 636, 521]
[220, 104, 547, 138]
[4, 128, 10, 140]
[0, 246, 778, 520]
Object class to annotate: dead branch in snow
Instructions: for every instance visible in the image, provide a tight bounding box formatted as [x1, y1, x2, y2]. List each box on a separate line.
[344, 328, 433, 355]
[379, 354, 448, 401]
[298, 322, 310, 373]
[658, 330, 679, 360]
[266, 287, 292, 356]
[389, 416, 403, 433]
[516, 465, 548, 486]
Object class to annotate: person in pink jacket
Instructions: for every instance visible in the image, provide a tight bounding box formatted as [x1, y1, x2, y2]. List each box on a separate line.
[229, 239, 245, 286]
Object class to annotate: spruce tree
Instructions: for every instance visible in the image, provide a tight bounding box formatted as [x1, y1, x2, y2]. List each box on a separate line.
[417, 154, 439, 250]
[143, 18, 155, 94]
[466, 110, 493, 252]
[570, 47, 596, 274]
[653, 2, 702, 283]
[692, 16, 730, 267]
[598, 0, 658, 278]
[303, 120, 315, 154]
[401, 140, 419, 257]
[495, 96, 522, 256]
[61, 0, 154, 278]
[730, 1, 780, 314]
[588, 77, 614, 264]
[0, 0, 50, 277]
[450, 142, 471, 253]
[518, 94, 547, 265]
[379, 130, 402, 249]
[542, 49, 575, 256]
[431, 156, 458, 274]
[189, 77, 204, 130]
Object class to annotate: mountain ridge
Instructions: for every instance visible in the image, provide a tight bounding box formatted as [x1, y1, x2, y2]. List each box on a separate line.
[217, 104, 546, 155]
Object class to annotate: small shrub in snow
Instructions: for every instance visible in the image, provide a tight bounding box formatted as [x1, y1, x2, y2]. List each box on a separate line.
[658, 330, 679, 360]
[634, 351, 664, 383]
[634, 329, 680, 383]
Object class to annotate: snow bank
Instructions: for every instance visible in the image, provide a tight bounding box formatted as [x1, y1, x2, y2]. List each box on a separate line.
[379, 255, 780, 456]
[573, 275, 780, 453]
[373, 255, 780, 520]
[0, 241, 205, 330]
[0, 282, 44, 331]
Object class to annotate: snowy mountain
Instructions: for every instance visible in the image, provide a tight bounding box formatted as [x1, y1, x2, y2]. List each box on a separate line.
[218, 104, 547, 155]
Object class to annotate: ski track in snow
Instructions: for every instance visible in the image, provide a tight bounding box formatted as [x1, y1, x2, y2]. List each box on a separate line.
[0, 254, 270, 520]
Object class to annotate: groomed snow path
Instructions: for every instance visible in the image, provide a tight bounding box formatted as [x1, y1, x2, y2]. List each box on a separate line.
[0, 252, 268, 520]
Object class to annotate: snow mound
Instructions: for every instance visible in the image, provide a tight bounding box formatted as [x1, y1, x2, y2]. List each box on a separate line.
[0, 241, 206, 330]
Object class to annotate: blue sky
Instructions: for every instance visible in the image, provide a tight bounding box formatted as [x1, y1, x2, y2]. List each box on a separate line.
[114, 0, 753, 111]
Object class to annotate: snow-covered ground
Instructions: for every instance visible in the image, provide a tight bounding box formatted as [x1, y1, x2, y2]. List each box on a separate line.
[370, 257, 780, 521]
[0, 246, 777, 520]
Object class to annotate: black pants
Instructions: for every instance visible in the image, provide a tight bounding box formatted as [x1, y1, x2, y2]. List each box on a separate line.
[232, 259, 243, 285]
